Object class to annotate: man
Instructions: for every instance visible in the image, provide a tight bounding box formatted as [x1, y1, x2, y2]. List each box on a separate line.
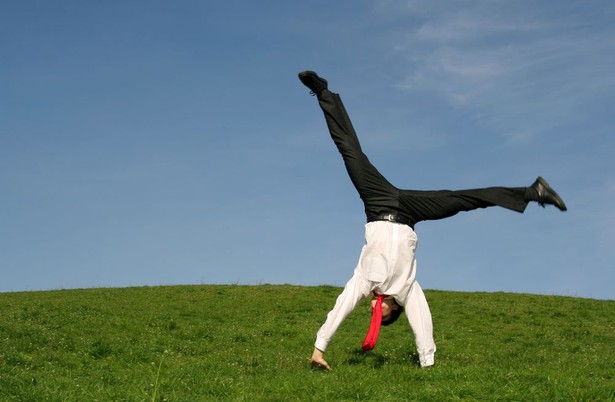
[298, 70, 567, 371]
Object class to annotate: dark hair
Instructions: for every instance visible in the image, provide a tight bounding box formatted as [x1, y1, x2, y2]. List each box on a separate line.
[381, 302, 404, 326]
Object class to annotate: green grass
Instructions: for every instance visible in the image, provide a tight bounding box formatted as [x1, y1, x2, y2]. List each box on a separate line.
[1, 285, 614, 401]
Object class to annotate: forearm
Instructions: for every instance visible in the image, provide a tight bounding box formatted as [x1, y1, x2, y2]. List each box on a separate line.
[314, 273, 370, 351]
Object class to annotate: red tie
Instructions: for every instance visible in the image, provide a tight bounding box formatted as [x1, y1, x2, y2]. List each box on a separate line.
[362, 294, 386, 351]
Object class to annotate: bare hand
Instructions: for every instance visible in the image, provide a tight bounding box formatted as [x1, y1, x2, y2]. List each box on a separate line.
[310, 348, 332, 371]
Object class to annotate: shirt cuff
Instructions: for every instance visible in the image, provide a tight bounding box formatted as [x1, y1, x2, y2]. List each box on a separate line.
[314, 337, 329, 352]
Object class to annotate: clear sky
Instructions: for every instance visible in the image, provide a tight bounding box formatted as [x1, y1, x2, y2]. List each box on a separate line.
[2, 1, 614, 300]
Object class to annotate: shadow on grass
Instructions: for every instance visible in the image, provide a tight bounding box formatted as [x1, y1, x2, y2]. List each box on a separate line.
[345, 349, 390, 368]
[344, 348, 421, 369]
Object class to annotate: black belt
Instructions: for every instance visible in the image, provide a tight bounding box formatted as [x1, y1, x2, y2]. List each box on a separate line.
[367, 212, 414, 229]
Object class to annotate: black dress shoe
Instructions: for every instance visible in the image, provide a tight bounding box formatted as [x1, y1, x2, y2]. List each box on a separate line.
[530, 176, 567, 211]
[298, 71, 328, 96]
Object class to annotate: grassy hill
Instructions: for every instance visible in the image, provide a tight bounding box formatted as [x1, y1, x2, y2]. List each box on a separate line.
[1, 285, 614, 401]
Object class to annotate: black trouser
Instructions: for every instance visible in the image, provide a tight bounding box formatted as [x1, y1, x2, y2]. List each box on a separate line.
[317, 90, 529, 227]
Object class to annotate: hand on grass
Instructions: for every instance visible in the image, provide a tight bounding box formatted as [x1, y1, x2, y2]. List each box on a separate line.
[310, 348, 332, 371]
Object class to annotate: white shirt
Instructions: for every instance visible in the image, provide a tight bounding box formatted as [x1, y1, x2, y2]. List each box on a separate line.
[315, 220, 418, 352]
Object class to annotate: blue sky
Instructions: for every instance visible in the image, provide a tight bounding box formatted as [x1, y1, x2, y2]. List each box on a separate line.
[2, 1, 614, 300]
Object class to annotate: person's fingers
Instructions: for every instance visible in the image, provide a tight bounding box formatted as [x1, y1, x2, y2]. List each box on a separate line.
[310, 359, 332, 371]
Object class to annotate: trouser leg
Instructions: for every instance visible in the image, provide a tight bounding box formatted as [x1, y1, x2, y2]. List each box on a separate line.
[317, 90, 398, 205]
[405, 280, 436, 366]
[399, 186, 530, 223]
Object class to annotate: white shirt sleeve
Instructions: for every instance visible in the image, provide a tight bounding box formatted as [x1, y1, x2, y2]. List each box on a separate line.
[314, 271, 371, 352]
